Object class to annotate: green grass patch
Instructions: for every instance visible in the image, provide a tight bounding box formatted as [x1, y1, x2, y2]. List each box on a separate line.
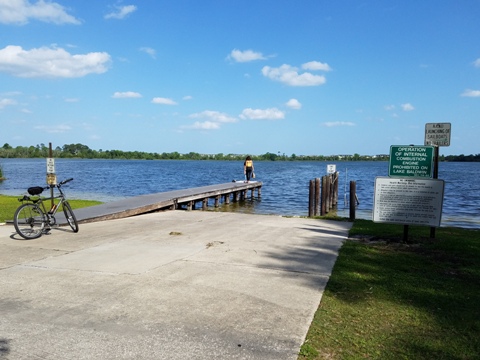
[299, 220, 480, 360]
[0, 194, 102, 223]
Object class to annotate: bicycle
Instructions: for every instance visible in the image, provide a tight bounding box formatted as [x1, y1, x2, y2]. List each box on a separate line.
[13, 178, 79, 239]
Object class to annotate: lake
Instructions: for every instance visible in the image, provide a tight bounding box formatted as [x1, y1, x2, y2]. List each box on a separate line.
[1, 159, 479, 229]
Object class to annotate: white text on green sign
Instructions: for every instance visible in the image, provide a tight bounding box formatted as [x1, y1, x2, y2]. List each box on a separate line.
[389, 146, 434, 178]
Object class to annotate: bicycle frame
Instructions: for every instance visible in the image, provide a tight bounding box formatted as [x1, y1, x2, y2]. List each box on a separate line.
[20, 184, 67, 226]
[14, 178, 79, 239]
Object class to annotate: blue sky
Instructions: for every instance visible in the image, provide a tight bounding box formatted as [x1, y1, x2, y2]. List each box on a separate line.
[1, 0, 479, 156]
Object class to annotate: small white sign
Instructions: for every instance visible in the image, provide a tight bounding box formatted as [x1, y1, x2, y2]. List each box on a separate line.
[425, 122, 451, 146]
[46, 158, 55, 174]
[327, 164, 336, 174]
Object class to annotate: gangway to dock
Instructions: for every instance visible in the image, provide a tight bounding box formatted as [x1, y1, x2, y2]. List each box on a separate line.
[72, 181, 262, 224]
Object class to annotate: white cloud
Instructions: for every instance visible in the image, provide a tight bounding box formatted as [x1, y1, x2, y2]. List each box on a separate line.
[105, 5, 137, 20]
[0, 98, 16, 109]
[183, 121, 221, 130]
[140, 47, 156, 59]
[322, 121, 355, 127]
[285, 98, 302, 109]
[384, 104, 395, 111]
[152, 97, 177, 105]
[0, 0, 81, 25]
[64, 98, 79, 102]
[0, 45, 110, 78]
[262, 64, 326, 86]
[184, 110, 237, 130]
[401, 103, 415, 111]
[473, 58, 480, 67]
[227, 49, 266, 63]
[112, 91, 142, 98]
[189, 110, 237, 123]
[461, 89, 480, 97]
[302, 61, 332, 72]
[182, 95, 193, 100]
[240, 108, 285, 120]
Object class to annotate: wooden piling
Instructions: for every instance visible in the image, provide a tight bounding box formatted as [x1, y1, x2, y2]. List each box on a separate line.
[308, 180, 315, 217]
[349, 181, 356, 220]
[315, 178, 320, 216]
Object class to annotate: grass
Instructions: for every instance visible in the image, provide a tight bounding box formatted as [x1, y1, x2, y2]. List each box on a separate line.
[299, 219, 480, 359]
[0, 194, 102, 223]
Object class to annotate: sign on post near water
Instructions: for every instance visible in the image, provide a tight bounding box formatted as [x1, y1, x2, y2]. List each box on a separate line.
[389, 145, 434, 178]
[425, 122, 451, 147]
[373, 177, 444, 227]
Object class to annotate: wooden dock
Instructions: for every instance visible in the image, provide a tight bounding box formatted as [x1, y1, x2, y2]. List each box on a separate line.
[72, 181, 262, 224]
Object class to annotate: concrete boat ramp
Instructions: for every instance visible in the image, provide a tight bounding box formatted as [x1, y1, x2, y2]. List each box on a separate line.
[0, 183, 353, 360]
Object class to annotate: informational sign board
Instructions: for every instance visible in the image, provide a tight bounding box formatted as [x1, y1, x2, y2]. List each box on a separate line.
[389, 145, 434, 178]
[46, 158, 55, 174]
[327, 164, 336, 174]
[373, 177, 444, 227]
[425, 122, 451, 147]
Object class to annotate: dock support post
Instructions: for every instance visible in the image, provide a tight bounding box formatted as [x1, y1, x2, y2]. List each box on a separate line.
[315, 178, 320, 216]
[349, 181, 356, 220]
[214, 196, 220, 207]
[321, 176, 327, 215]
[308, 180, 315, 217]
[202, 198, 208, 210]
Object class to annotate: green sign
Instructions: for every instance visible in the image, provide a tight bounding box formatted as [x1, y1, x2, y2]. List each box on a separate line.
[389, 145, 434, 178]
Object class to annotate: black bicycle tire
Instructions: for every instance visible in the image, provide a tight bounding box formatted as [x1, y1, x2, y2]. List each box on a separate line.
[62, 201, 79, 233]
[13, 203, 46, 239]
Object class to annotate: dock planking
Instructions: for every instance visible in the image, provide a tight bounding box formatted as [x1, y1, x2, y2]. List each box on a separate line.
[72, 181, 262, 224]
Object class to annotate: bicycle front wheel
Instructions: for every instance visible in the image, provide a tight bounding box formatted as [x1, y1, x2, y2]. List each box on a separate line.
[14, 203, 46, 239]
[62, 201, 79, 233]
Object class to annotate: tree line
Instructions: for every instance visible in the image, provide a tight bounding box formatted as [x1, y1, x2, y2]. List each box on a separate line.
[0, 143, 478, 162]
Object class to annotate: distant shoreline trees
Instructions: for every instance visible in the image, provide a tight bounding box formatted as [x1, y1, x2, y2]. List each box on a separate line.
[0, 143, 478, 162]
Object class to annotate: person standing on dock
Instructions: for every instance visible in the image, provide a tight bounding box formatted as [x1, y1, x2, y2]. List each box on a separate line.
[244, 156, 254, 183]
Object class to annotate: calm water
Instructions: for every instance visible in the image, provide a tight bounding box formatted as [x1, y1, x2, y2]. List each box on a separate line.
[1, 159, 479, 229]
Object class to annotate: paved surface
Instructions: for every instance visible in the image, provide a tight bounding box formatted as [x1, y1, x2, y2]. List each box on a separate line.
[0, 211, 352, 359]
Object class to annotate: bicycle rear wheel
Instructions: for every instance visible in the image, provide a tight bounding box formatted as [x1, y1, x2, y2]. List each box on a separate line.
[14, 203, 46, 239]
[62, 201, 79, 233]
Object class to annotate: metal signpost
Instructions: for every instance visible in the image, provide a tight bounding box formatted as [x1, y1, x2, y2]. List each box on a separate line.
[375, 123, 452, 240]
[46, 143, 57, 208]
[424, 123, 451, 237]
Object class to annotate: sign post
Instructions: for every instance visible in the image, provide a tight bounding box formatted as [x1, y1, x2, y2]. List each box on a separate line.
[424, 122, 451, 238]
[327, 164, 336, 174]
[47, 143, 56, 208]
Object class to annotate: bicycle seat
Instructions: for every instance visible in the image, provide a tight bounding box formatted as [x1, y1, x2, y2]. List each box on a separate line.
[28, 186, 44, 195]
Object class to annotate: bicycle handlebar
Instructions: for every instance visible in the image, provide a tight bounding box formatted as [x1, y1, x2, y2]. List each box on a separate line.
[59, 178, 74, 186]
